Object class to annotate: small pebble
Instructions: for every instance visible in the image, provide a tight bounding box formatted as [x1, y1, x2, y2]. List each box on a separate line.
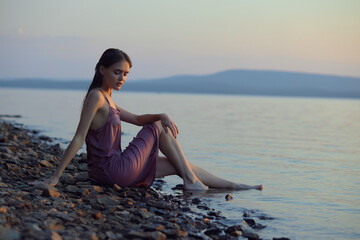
[225, 194, 233, 201]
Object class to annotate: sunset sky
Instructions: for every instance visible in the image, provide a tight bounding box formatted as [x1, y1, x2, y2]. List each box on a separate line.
[0, 0, 359, 80]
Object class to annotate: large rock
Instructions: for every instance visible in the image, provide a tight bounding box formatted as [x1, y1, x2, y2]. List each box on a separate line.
[64, 185, 78, 193]
[74, 172, 88, 181]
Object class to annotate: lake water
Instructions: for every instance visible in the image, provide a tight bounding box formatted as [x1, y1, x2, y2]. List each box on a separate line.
[0, 88, 359, 240]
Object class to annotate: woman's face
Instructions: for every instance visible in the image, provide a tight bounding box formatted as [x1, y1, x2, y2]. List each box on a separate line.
[101, 60, 130, 90]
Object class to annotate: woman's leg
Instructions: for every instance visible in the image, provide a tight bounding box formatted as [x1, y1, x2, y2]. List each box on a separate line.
[156, 156, 263, 190]
[154, 121, 208, 190]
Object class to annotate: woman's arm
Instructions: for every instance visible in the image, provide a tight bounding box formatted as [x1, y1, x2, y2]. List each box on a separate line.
[117, 105, 179, 138]
[29, 90, 104, 186]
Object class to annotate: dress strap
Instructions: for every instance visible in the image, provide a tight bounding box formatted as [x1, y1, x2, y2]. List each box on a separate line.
[98, 89, 110, 105]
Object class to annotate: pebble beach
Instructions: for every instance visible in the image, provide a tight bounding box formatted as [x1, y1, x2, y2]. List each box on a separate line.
[0, 118, 288, 240]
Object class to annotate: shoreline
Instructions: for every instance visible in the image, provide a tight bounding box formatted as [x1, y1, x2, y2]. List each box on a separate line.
[0, 118, 284, 240]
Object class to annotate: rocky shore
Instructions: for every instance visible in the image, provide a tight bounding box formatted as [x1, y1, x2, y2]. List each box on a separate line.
[0, 119, 288, 240]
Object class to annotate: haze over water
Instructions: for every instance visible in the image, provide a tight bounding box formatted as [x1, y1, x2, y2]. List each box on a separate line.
[0, 88, 359, 239]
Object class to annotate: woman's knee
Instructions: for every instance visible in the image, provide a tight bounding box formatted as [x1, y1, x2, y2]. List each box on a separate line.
[154, 120, 175, 138]
[154, 120, 164, 133]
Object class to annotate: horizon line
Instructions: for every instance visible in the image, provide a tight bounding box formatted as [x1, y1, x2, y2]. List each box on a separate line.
[1, 68, 360, 81]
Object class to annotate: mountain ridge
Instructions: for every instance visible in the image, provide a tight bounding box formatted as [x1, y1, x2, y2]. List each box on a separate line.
[1, 69, 359, 98]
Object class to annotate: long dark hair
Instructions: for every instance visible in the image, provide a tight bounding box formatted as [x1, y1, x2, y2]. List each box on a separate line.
[84, 48, 132, 104]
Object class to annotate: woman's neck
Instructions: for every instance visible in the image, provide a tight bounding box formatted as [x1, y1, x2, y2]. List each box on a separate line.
[100, 86, 112, 97]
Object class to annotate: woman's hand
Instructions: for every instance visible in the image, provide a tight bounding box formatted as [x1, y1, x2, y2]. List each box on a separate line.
[28, 175, 59, 187]
[160, 113, 179, 138]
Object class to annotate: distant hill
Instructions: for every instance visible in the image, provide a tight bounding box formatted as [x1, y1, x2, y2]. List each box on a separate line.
[1, 70, 360, 98]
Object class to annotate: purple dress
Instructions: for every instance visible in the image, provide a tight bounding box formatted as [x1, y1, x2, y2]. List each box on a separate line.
[85, 90, 160, 187]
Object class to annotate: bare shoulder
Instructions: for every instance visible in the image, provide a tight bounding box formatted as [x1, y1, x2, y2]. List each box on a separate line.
[84, 89, 105, 108]
[86, 89, 103, 102]
[87, 89, 102, 99]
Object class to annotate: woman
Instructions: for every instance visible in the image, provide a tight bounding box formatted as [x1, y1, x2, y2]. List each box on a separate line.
[30, 48, 263, 191]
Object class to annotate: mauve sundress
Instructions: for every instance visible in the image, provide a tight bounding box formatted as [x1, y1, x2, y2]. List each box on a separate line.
[85, 90, 160, 187]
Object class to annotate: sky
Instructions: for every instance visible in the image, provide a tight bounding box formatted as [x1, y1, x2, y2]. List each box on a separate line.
[0, 0, 360, 80]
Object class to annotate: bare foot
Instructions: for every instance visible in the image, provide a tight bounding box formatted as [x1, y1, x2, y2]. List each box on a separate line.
[252, 184, 264, 191]
[183, 180, 209, 191]
[235, 183, 263, 190]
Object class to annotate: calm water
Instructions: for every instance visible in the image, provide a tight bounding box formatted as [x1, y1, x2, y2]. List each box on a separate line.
[1, 88, 359, 240]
